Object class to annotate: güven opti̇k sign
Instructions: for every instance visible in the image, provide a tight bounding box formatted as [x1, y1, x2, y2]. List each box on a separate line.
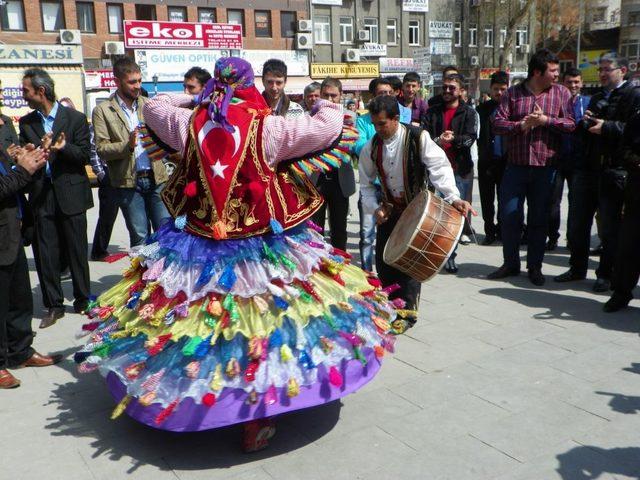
[123, 20, 243, 50]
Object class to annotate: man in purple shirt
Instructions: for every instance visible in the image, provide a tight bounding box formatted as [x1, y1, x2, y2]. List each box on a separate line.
[400, 72, 429, 125]
[488, 49, 575, 286]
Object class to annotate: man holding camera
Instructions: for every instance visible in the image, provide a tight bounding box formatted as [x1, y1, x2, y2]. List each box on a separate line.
[554, 54, 640, 292]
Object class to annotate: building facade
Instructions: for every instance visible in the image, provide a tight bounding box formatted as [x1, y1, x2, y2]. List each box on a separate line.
[619, 0, 640, 76]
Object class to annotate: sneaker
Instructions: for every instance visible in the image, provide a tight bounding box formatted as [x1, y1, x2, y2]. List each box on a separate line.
[459, 234, 471, 245]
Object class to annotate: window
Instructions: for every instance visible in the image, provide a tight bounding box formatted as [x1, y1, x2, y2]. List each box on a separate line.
[499, 27, 507, 47]
[363, 17, 379, 44]
[592, 7, 606, 22]
[629, 11, 640, 25]
[227, 9, 245, 36]
[620, 41, 640, 59]
[107, 3, 123, 33]
[339, 16, 353, 44]
[0, 0, 26, 31]
[280, 11, 296, 38]
[254, 10, 271, 37]
[469, 23, 477, 47]
[41, 1, 65, 31]
[314, 15, 330, 44]
[168, 6, 187, 22]
[387, 18, 397, 45]
[76, 2, 95, 32]
[198, 8, 215, 23]
[484, 25, 493, 47]
[408, 20, 420, 46]
[516, 26, 528, 49]
[135, 4, 156, 21]
[454, 22, 461, 47]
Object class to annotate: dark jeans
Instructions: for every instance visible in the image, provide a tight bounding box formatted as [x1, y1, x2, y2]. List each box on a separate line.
[499, 164, 556, 271]
[312, 172, 349, 251]
[566, 170, 600, 275]
[597, 168, 627, 280]
[375, 212, 421, 311]
[478, 157, 506, 238]
[612, 170, 640, 297]
[91, 171, 120, 257]
[548, 167, 573, 243]
[0, 245, 34, 369]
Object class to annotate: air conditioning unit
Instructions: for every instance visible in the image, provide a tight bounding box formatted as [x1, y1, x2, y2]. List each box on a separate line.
[59, 29, 81, 45]
[521, 44, 530, 53]
[470, 55, 479, 66]
[345, 48, 361, 62]
[104, 41, 125, 56]
[357, 29, 370, 42]
[297, 19, 312, 32]
[296, 33, 313, 50]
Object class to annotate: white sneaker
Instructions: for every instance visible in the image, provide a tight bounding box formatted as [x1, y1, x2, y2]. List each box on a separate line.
[459, 234, 471, 245]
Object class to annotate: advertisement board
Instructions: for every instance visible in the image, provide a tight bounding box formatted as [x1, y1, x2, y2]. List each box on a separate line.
[379, 58, 417, 73]
[85, 70, 116, 89]
[359, 43, 387, 57]
[0, 44, 83, 65]
[403, 0, 429, 12]
[429, 39, 452, 55]
[428, 21, 453, 39]
[124, 20, 243, 49]
[578, 49, 615, 84]
[310, 63, 380, 79]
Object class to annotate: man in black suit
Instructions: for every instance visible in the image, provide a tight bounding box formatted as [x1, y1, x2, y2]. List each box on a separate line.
[0, 146, 62, 389]
[19, 68, 93, 328]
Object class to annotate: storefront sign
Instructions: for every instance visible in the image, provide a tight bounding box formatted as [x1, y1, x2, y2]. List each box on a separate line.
[412, 48, 432, 76]
[403, 0, 429, 12]
[310, 63, 379, 79]
[124, 20, 243, 49]
[0, 44, 83, 65]
[135, 49, 309, 82]
[379, 57, 416, 73]
[85, 70, 116, 89]
[429, 39, 452, 55]
[578, 49, 614, 83]
[311, 0, 342, 4]
[359, 43, 387, 57]
[428, 21, 453, 39]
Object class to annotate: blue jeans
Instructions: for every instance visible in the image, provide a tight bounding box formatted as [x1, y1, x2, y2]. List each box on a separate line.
[358, 185, 382, 271]
[116, 176, 170, 247]
[499, 164, 556, 270]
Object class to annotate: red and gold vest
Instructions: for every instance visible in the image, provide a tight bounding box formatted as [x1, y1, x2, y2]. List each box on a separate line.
[161, 87, 322, 240]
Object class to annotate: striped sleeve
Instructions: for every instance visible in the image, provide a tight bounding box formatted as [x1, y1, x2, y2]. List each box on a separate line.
[143, 94, 194, 155]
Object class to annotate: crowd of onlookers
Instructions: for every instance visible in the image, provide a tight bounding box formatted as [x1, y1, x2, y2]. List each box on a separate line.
[1, 48, 640, 387]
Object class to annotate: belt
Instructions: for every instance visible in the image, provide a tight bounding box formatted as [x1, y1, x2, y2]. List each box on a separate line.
[136, 170, 153, 179]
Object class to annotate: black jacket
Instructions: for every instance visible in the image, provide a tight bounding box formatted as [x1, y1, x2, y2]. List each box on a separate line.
[0, 153, 32, 266]
[583, 82, 640, 171]
[0, 115, 18, 151]
[19, 104, 93, 216]
[476, 99, 507, 165]
[422, 102, 477, 176]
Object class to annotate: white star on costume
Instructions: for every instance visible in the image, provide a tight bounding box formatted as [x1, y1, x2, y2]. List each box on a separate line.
[211, 160, 228, 179]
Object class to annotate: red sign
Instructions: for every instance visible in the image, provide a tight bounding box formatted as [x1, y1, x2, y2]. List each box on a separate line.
[124, 20, 243, 49]
[479, 68, 510, 80]
[85, 70, 116, 89]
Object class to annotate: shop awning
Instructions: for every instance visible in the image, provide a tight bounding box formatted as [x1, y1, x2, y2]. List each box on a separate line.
[341, 78, 375, 92]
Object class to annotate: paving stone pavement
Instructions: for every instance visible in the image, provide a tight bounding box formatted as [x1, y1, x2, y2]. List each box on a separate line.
[2, 182, 639, 480]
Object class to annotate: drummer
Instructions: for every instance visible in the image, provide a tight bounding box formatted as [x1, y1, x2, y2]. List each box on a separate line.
[359, 95, 475, 333]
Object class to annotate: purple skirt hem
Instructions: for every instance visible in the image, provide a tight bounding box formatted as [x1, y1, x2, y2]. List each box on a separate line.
[106, 348, 382, 432]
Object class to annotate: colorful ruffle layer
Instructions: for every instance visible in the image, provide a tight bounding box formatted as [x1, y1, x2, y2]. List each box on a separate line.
[75, 221, 402, 431]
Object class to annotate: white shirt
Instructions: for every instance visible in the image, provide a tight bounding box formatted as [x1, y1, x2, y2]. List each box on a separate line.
[359, 125, 460, 214]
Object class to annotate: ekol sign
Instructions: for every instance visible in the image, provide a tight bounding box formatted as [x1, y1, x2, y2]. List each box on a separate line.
[124, 20, 243, 49]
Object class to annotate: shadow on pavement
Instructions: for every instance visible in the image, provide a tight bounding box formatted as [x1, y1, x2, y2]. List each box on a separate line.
[478, 287, 640, 333]
[595, 391, 640, 415]
[556, 445, 640, 479]
[624, 362, 640, 375]
[44, 351, 342, 473]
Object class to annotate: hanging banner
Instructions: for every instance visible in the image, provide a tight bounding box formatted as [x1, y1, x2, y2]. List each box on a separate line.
[124, 20, 243, 49]
[359, 43, 387, 57]
[428, 21, 453, 39]
[379, 57, 417, 73]
[403, 0, 429, 12]
[429, 39, 452, 55]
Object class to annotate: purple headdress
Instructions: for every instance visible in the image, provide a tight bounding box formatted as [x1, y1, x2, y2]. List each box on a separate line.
[195, 56, 255, 133]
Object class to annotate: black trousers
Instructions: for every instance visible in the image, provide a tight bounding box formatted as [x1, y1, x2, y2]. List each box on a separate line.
[312, 173, 349, 251]
[32, 181, 90, 310]
[612, 170, 640, 297]
[548, 167, 573, 243]
[567, 170, 600, 275]
[478, 157, 505, 238]
[375, 213, 421, 312]
[597, 168, 626, 280]
[0, 245, 34, 369]
[91, 172, 120, 257]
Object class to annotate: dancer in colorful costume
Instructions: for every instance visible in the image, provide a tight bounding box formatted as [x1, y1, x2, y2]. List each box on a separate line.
[75, 58, 400, 451]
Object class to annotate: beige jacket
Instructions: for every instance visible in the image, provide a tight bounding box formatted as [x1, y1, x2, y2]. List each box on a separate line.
[92, 93, 168, 189]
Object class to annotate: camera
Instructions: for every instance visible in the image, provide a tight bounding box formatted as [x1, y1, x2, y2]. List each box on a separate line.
[581, 98, 609, 130]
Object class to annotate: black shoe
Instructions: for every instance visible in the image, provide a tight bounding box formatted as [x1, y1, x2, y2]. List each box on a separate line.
[90, 251, 109, 262]
[554, 270, 586, 283]
[593, 278, 611, 293]
[481, 234, 496, 246]
[73, 299, 90, 314]
[487, 265, 521, 280]
[545, 239, 558, 251]
[60, 268, 71, 280]
[39, 307, 65, 329]
[590, 244, 604, 256]
[603, 293, 632, 313]
[528, 268, 545, 286]
[445, 258, 458, 273]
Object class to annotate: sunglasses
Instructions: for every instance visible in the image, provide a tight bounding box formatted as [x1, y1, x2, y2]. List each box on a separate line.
[598, 67, 620, 73]
[442, 85, 458, 92]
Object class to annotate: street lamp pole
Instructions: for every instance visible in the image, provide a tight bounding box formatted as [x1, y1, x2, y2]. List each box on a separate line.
[576, 0, 583, 68]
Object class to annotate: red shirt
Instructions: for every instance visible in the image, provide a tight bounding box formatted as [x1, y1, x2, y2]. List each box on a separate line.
[442, 106, 457, 168]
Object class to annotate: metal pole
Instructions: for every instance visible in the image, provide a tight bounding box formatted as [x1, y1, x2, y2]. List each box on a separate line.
[576, 0, 583, 68]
